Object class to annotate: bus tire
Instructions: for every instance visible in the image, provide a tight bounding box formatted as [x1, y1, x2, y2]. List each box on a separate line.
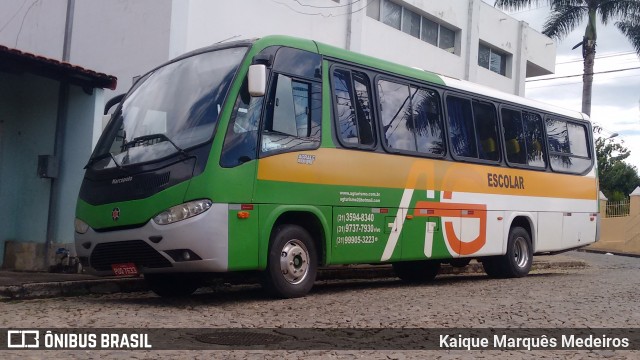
[392, 260, 440, 282]
[484, 226, 532, 278]
[145, 274, 200, 297]
[502, 226, 533, 277]
[264, 224, 317, 298]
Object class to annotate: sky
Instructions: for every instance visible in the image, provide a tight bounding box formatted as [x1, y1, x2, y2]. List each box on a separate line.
[487, 1, 640, 169]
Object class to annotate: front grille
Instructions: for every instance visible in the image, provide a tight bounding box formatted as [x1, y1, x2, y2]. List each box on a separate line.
[133, 172, 171, 195]
[90, 240, 172, 271]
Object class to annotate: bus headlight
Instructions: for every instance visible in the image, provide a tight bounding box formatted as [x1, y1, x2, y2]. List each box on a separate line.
[153, 199, 213, 225]
[75, 218, 90, 234]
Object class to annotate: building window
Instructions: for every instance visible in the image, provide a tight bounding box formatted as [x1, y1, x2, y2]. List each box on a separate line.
[367, 0, 457, 54]
[402, 8, 421, 38]
[478, 43, 508, 76]
[381, 0, 402, 30]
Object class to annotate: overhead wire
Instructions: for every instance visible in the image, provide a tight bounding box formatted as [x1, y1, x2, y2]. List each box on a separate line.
[526, 66, 640, 82]
[555, 51, 638, 65]
[269, 0, 374, 17]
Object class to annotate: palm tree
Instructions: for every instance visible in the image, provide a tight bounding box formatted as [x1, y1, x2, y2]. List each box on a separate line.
[494, 0, 640, 116]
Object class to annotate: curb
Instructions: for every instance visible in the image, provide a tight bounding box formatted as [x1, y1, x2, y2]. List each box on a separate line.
[0, 278, 147, 300]
[0, 259, 587, 300]
[577, 248, 640, 259]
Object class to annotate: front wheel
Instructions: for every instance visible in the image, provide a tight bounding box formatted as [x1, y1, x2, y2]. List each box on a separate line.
[264, 225, 318, 298]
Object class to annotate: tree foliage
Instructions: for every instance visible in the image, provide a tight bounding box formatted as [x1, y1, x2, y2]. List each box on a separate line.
[595, 132, 640, 200]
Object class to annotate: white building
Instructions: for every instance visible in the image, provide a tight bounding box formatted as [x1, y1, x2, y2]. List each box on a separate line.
[0, 0, 555, 99]
[0, 0, 557, 267]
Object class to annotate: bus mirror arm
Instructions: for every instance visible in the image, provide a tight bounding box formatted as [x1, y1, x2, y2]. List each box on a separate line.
[104, 94, 125, 115]
[248, 64, 267, 97]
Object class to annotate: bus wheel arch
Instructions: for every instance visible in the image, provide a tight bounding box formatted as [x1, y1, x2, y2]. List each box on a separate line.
[509, 215, 535, 253]
[270, 211, 326, 266]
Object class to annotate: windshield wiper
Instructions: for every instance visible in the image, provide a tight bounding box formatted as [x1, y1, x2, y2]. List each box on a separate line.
[85, 151, 122, 169]
[123, 133, 188, 157]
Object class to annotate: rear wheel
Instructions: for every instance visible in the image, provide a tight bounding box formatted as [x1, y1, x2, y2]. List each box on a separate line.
[145, 274, 200, 297]
[482, 226, 532, 278]
[264, 225, 318, 298]
[393, 260, 440, 282]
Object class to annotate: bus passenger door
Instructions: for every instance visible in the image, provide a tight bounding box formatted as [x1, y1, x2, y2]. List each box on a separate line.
[220, 76, 261, 270]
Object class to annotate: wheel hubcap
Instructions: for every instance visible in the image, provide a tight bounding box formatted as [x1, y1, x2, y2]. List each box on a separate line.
[513, 236, 529, 268]
[279, 239, 309, 284]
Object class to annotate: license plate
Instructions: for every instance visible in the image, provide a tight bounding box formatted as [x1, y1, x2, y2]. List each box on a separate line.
[111, 263, 138, 276]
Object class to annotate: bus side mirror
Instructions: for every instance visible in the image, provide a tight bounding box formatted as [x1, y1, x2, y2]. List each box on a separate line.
[248, 64, 267, 97]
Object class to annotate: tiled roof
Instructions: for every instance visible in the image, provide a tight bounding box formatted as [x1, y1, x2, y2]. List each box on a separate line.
[0, 45, 117, 90]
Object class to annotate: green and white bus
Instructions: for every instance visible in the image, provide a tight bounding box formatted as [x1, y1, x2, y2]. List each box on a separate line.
[75, 35, 599, 298]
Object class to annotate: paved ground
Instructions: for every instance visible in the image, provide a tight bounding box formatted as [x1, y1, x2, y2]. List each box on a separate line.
[1, 251, 638, 359]
[0, 253, 586, 299]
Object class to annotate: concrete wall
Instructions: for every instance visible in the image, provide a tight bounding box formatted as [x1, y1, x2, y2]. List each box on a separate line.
[590, 193, 640, 254]
[0, 71, 103, 269]
[53, 86, 104, 245]
[0, 72, 58, 265]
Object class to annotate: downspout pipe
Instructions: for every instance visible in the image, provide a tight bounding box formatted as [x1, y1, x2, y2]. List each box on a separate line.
[45, 0, 75, 267]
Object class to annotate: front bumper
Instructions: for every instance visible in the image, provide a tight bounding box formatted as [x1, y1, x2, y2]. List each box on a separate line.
[75, 203, 229, 276]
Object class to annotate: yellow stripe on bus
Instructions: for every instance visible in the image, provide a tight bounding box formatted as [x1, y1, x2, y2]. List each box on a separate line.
[257, 148, 597, 200]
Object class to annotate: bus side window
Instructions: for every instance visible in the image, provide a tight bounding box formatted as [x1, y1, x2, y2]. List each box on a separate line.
[546, 118, 591, 173]
[501, 108, 526, 165]
[446, 96, 477, 158]
[472, 101, 499, 161]
[352, 72, 375, 146]
[220, 79, 262, 167]
[412, 87, 445, 156]
[378, 80, 416, 152]
[261, 73, 320, 154]
[332, 68, 375, 147]
[523, 111, 546, 167]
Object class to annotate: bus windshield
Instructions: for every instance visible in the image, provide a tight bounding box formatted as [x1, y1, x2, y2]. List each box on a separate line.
[90, 46, 248, 170]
